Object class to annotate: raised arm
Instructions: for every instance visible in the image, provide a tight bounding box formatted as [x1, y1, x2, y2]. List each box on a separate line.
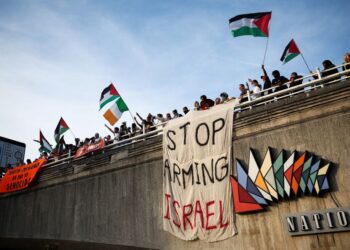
[134, 116, 142, 128]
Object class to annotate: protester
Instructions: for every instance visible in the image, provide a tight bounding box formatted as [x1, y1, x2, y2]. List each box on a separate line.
[289, 72, 303, 88]
[343, 52, 350, 75]
[215, 97, 221, 105]
[94, 133, 101, 143]
[166, 113, 172, 121]
[119, 122, 128, 139]
[321, 60, 339, 78]
[219, 92, 232, 103]
[271, 70, 289, 92]
[183, 106, 189, 115]
[135, 113, 155, 133]
[312, 59, 340, 84]
[249, 79, 262, 99]
[104, 135, 113, 145]
[26, 159, 32, 164]
[40, 152, 49, 160]
[0, 166, 6, 178]
[74, 138, 80, 147]
[114, 127, 120, 142]
[172, 109, 182, 118]
[154, 114, 166, 124]
[90, 137, 96, 144]
[131, 123, 140, 135]
[84, 138, 90, 145]
[261, 65, 272, 95]
[67, 144, 77, 155]
[194, 101, 200, 111]
[199, 95, 214, 110]
[239, 84, 248, 103]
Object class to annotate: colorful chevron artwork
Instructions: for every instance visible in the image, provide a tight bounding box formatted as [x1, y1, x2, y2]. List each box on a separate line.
[231, 148, 332, 213]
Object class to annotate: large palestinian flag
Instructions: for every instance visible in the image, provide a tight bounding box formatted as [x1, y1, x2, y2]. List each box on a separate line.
[280, 39, 301, 64]
[229, 12, 272, 37]
[100, 83, 120, 110]
[54, 117, 69, 143]
[103, 97, 129, 126]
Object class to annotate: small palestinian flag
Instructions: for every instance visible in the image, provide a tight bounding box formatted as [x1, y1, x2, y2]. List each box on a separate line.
[280, 39, 301, 64]
[103, 97, 129, 126]
[54, 117, 69, 143]
[100, 83, 120, 110]
[39, 130, 52, 153]
[229, 12, 272, 38]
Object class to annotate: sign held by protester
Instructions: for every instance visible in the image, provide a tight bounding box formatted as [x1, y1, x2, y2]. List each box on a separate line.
[163, 103, 236, 242]
[74, 140, 105, 158]
[0, 158, 46, 193]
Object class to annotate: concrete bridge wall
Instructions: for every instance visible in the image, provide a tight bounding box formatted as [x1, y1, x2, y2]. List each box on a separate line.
[0, 82, 349, 250]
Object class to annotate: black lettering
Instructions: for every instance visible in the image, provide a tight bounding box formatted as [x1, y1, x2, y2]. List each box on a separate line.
[212, 118, 225, 144]
[182, 164, 194, 189]
[194, 162, 201, 184]
[173, 163, 181, 187]
[195, 123, 210, 146]
[179, 122, 190, 145]
[164, 159, 172, 182]
[215, 157, 228, 181]
[201, 160, 214, 185]
[167, 130, 176, 150]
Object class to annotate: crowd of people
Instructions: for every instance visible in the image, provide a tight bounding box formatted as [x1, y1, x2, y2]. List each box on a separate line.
[1, 53, 349, 176]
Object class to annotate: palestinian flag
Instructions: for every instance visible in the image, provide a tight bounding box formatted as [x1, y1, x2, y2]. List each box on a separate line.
[229, 12, 272, 37]
[39, 130, 52, 153]
[100, 83, 120, 110]
[280, 39, 301, 64]
[54, 117, 69, 143]
[103, 97, 129, 126]
[53, 136, 67, 155]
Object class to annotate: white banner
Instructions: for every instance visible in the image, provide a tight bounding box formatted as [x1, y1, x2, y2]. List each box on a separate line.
[163, 103, 236, 242]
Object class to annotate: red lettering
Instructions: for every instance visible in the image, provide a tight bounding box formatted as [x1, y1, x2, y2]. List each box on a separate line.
[183, 204, 193, 231]
[205, 201, 217, 230]
[219, 200, 228, 228]
[173, 200, 181, 228]
[164, 193, 171, 220]
[194, 200, 204, 228]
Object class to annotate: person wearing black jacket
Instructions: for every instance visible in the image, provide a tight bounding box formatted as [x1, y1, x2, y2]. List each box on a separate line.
[271, 70, 288, 92]
[261, 65, 272, 95]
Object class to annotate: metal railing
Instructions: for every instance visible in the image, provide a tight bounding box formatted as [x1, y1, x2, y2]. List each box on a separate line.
[41, 62, 350, 169]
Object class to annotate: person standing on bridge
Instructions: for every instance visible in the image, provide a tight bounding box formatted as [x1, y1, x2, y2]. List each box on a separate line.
[199, 95, 214, 110]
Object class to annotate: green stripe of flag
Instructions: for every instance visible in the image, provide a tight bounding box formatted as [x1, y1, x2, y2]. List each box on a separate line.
[283, 53, 299, 64]
[231, 27, 267, 37]
[99, 95, 119, 110]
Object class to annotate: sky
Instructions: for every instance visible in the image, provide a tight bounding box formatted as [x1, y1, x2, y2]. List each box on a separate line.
[0, 0, 349, 161]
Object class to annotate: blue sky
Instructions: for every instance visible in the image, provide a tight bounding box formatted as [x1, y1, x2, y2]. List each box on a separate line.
[0, 0, 349, 160]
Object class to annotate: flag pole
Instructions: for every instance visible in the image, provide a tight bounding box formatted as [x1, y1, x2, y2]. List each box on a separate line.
[300, 53, 312, 72]
[262, 12, 272, 65]
[104, 124, 115, 135]
[262, 36, 269, 65]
